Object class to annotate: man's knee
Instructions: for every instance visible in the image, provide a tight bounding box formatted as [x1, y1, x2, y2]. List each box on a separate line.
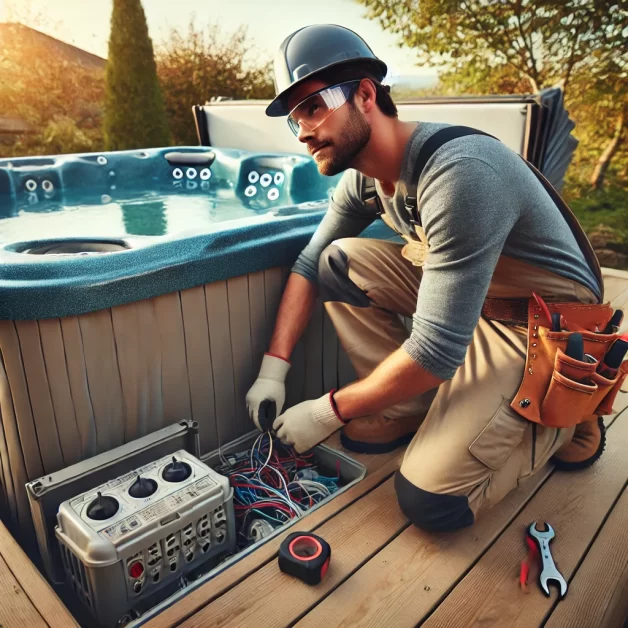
[317, 243, 370, 307]
[394, 470, 475, 532]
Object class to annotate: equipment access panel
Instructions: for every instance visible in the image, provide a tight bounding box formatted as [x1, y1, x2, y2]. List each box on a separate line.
[55, 449, 235, 627]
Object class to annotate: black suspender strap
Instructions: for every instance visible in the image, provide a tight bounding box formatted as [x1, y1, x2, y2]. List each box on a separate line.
[361, 127, 494, 220]
[404, 126, 494, 224]
[362, 174, 384, 215]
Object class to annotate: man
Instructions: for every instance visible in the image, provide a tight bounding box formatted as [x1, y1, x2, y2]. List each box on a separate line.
[245, 24, 607, 532]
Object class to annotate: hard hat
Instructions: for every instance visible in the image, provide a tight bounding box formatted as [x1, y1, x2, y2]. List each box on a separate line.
[266, 24, 387, 117]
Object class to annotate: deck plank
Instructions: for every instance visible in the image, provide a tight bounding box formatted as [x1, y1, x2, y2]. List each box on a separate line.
[295, 464, 554, 628]
[179, 476, 408, 628]
[544, 486, 628, 628]
[602, 268, 628, 336]
[421, 414, 628, 628]
[0, 521, 78, 627]
[145, 447, 402, 628]
[0, 552, 47, 628]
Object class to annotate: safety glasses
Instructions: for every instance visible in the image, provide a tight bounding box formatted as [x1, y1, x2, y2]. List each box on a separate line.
[287, 80, 361, 136]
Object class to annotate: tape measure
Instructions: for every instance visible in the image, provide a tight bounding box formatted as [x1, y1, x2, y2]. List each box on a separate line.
[278, 532, 331, 585]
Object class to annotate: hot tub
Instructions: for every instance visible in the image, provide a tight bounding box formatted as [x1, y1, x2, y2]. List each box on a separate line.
[0, 144, 394, 612]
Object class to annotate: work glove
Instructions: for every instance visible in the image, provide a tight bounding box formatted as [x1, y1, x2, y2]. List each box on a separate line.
[246, 353, 291, 430]
[274, 391, 346, 453]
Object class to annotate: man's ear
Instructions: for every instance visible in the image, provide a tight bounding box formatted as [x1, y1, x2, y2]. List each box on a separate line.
[356, 79, 377, 113]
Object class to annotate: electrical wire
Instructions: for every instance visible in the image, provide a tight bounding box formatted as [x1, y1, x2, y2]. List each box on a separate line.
[215, 432, 341, 548]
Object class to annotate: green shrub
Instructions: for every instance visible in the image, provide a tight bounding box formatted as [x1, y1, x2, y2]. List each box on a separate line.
[568, 185, 628, 244]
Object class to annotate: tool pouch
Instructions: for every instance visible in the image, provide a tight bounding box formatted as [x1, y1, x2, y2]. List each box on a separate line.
[511, 298, 628, 428]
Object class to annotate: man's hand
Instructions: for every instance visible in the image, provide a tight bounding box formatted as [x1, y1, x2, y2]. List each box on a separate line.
[274, 391, 345, 453]
[246, 354, 291, 430]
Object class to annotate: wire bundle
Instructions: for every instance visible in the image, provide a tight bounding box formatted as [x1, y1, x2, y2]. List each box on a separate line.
[216, 432, 341, 547]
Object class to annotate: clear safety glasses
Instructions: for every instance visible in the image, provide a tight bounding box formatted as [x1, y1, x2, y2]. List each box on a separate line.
[287, 80, 360, 136]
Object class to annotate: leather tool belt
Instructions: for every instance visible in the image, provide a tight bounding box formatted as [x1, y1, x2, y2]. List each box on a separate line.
[482, 296, 628, 428]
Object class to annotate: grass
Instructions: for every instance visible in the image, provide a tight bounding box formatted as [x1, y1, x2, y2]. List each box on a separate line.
[564, 182, 628, 243]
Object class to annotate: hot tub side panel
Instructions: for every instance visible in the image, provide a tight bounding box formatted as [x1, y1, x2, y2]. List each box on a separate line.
[0, 269, 357, 555]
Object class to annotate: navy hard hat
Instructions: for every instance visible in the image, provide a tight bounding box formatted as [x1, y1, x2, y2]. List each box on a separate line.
[266, 24, 388, 117]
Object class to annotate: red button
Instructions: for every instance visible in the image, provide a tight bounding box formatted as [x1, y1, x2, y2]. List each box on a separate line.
[128, 561, 144, 579]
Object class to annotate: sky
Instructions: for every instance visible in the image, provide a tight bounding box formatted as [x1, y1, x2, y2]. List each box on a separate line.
[0, 0, 438, 83]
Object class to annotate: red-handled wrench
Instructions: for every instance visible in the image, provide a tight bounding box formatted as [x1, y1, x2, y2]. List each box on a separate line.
[528, 522, 568, 598]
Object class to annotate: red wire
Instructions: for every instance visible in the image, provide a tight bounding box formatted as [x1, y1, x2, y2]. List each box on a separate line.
[271, 455, 290, 483]
[228, 439, 331, 536]
[231, 481, 277, 494]
[234, 501, 294, 516]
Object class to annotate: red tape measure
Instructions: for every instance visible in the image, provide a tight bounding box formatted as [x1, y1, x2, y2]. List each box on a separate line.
[278, 532, 331, 585]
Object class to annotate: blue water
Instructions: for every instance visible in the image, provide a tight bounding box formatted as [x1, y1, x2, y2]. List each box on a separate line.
[0, 193, 273, 242]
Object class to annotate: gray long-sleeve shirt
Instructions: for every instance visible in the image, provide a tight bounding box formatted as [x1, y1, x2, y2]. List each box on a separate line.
[291, 122, 601, 380]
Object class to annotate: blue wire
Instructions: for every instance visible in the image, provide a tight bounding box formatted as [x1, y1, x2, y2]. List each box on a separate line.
[228, 436, 341, 547]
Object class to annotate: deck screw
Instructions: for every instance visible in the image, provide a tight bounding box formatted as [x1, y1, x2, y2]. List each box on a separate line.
[424, 585, 431, 592]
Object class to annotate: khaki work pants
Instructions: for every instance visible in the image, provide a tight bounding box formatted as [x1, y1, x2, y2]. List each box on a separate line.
[323, 238, 598, 516]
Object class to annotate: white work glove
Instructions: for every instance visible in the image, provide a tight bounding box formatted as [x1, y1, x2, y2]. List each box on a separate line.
[274, 391, 346, 453]
[246, 353, 291, 430]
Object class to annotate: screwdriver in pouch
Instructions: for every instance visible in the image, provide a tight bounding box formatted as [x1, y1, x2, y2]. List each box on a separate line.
[565, 333, 601, 384]
[565, 333, 584, 361]
[598, 338, 628, 378]
[602, 309, 624, 334]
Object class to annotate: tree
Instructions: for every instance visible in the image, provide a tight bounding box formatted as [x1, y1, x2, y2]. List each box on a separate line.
[358, 0, 627, 187]
[0, 23, 106, 157]
[359, 0, 625, 94]
[155, 21, 274, 145]
[571, 59, 627, 190]
[103, 0, 170, 150]
[591, 110, 624, 189]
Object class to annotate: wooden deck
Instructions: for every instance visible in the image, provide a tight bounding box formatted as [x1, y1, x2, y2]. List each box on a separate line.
[144, 268, 628, 628]
[0, 519, 79, 628]
[142, 417, 628, 628]
[3, 270, 628, 628]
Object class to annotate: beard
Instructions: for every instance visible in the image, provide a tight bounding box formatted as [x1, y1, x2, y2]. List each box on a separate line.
[309, 105, 371, 176]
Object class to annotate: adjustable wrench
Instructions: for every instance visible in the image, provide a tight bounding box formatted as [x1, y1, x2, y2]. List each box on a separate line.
[528, 522, 568, 598]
